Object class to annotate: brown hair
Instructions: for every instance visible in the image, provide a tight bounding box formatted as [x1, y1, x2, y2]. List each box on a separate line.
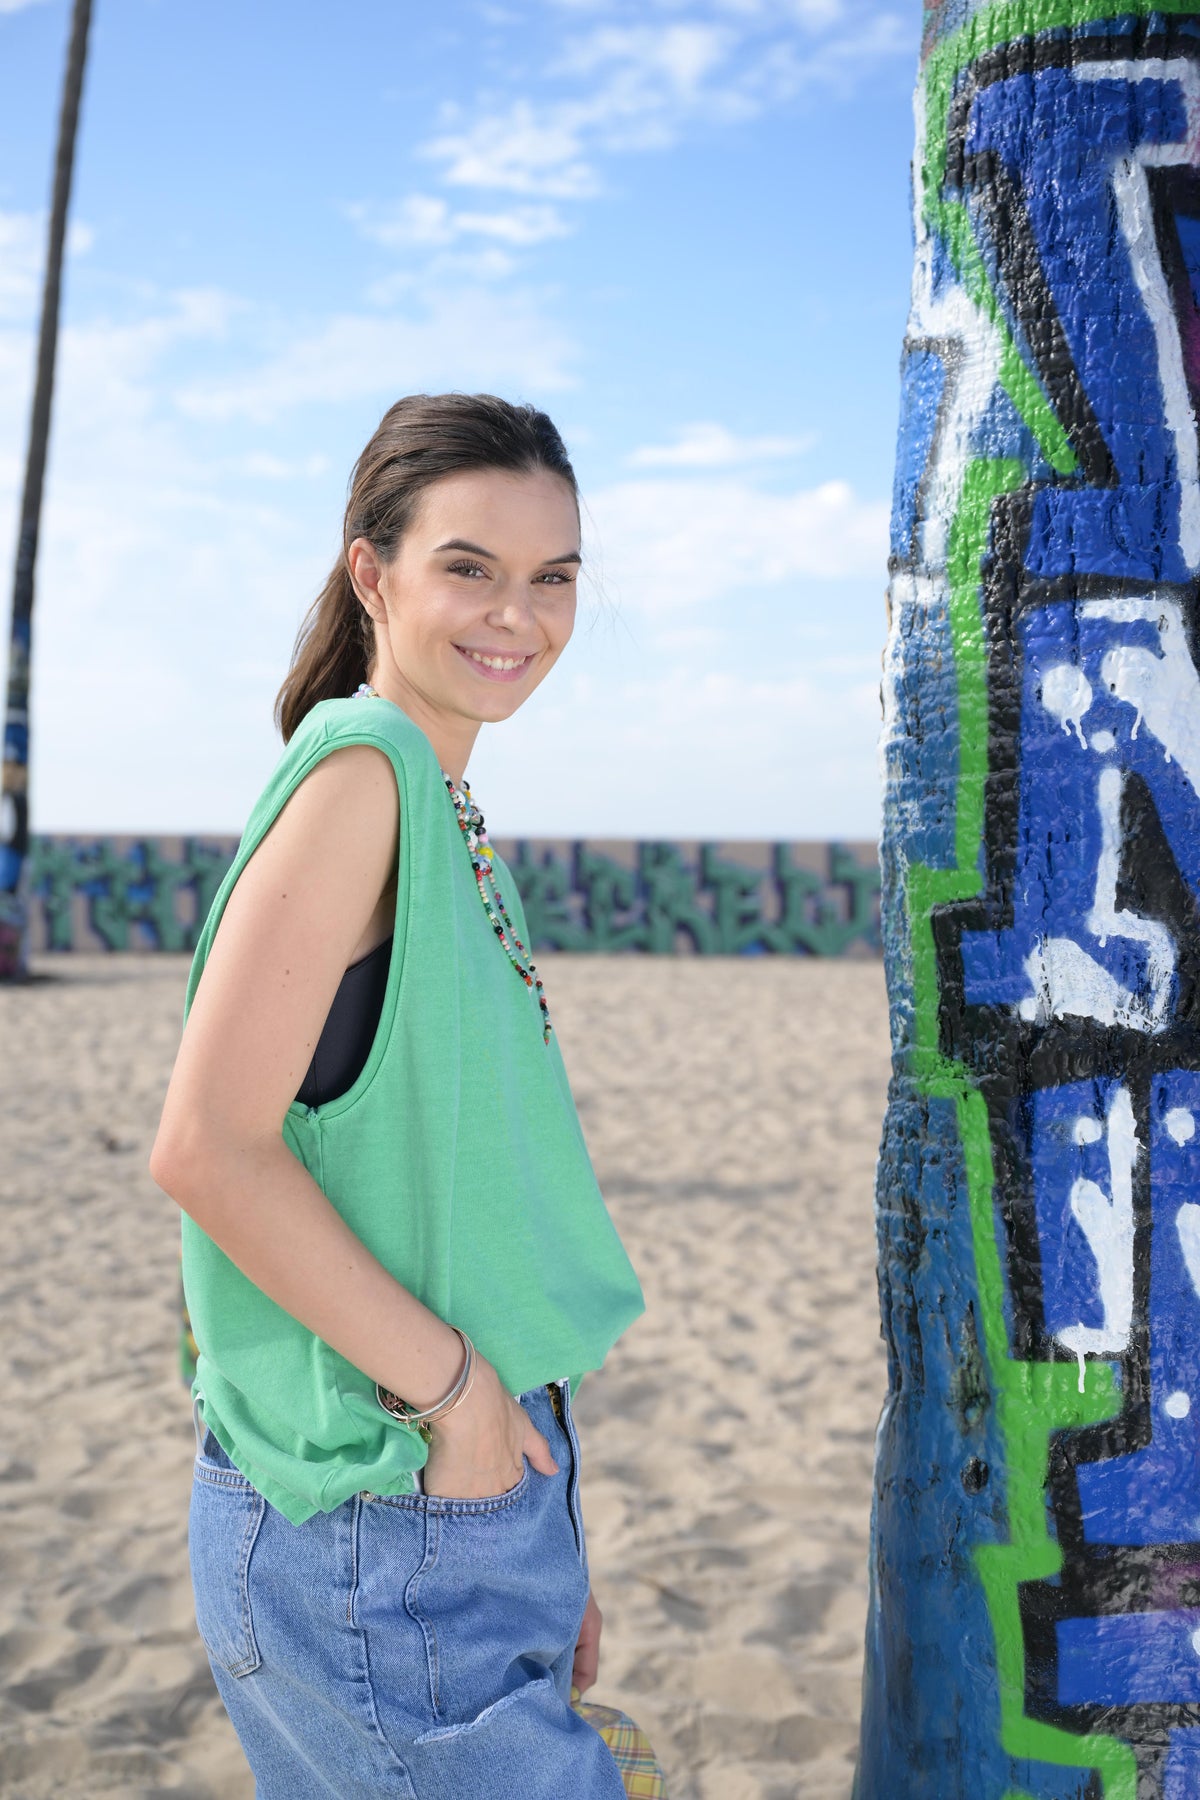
[275, 392, 580, 742]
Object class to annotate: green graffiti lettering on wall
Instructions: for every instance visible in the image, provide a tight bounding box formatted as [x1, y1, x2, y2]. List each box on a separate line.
[29, 834, 881, 956]
[510, 840, 881, 954]
[27, 836, 241, 952]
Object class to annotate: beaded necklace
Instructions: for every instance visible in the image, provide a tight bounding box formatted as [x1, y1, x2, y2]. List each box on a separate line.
[351, 682, 551, 1044]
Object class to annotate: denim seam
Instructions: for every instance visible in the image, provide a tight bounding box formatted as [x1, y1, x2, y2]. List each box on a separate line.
[403, 1505, 443, 1720]
[412, 1673, 557, 1745]
[194, 1462, 256, 1494]
[227, 1492, 266, 1678]
[347, 1491, 361, 1627]
[343, 1497, 419, 1792]
[368, 1465, 531, 1517]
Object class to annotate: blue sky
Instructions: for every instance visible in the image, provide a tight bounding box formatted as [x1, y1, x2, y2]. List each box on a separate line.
[0, 0, 918, 837]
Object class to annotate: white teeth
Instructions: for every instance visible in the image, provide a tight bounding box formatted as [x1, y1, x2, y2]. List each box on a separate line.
[464, 649, 529, 671]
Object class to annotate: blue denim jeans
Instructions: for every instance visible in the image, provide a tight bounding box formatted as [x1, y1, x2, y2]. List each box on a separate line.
[188, 1380, 626, 1798]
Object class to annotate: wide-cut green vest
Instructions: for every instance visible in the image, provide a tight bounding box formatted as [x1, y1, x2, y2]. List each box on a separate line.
[181, 695, 645, 1525]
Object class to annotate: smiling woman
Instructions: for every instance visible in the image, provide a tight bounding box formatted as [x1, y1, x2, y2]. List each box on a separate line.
[149, 393, 661, 1798]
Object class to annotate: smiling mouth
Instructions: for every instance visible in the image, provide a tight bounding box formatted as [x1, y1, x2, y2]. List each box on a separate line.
[454, 645, 535, 675]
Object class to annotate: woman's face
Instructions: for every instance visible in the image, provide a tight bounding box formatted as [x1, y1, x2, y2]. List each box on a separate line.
[349, 466, 580, 744]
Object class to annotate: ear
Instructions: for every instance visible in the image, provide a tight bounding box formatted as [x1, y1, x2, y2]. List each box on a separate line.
[347, 538, 388, 625]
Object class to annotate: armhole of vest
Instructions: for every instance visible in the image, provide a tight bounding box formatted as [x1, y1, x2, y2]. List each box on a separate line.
[186, 719, 412, 1120]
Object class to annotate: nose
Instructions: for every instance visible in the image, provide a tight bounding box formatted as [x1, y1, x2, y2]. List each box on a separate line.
[486, 589, 537, 634]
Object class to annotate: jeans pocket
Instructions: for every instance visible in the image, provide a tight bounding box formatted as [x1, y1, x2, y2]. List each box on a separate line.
[418, 1459, 533, 1513]
[189, 1460, 266, 1677]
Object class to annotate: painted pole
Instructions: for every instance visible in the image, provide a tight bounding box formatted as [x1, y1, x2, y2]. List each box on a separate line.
[0, 0, 93, 980]
[859, 3, 1200, 1795]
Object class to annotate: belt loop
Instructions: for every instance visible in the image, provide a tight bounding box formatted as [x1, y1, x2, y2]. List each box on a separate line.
[191, 1393, 206, 1456]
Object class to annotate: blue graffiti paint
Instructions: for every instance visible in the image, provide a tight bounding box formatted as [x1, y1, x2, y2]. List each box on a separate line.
[865, 16, 1200, 1795]
[968, 63, 1196, 582]
[960, 599, 1200, 1021]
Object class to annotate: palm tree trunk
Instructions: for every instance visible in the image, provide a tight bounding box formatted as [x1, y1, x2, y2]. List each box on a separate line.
[0, 0, 94, 980]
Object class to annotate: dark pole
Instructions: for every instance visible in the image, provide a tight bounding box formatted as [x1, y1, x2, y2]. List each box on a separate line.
[0, 0, 94, 979]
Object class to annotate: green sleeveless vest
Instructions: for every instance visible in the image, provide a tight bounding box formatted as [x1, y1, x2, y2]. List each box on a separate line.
[181, 695, 644, 1525]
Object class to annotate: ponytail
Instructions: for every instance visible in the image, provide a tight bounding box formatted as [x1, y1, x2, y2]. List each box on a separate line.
[275, 562, 373, 744]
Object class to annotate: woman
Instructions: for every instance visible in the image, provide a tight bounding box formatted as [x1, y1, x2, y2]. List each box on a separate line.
[150, 392, 648, 1798]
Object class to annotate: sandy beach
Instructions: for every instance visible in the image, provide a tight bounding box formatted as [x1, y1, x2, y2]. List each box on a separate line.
[0, 953, 890, 1800]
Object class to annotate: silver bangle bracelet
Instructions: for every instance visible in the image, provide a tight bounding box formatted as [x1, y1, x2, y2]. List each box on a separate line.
[377, 1326, 476, 1436]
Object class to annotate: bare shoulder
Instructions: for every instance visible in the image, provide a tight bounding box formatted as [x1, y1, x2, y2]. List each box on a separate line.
[205, 743, 400, 991]
[165, 743, 401, 1138]
[243, 742, 399, 891]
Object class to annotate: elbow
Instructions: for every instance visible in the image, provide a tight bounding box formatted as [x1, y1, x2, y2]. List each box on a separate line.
[150, 1115, 283, 1227]
[148, 1125, 202, 1209]
[149, 1109, 226, 1213]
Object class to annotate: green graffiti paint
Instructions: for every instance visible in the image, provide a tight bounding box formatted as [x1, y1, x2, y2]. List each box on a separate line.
[903, 460, 1133, 1794]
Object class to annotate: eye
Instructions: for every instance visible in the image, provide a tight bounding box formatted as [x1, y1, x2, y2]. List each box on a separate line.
[447, 559, 488, 578]
[537, 569, 577, 585]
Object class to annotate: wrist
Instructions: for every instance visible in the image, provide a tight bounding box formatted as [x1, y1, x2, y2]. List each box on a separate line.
[426, 1355, 500, 1433]
[384, 1319, 465, 1413]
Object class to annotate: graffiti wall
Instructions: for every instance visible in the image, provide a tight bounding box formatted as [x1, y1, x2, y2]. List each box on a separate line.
[25, 833, 880, 956]
[862, 3, 1200, 1797]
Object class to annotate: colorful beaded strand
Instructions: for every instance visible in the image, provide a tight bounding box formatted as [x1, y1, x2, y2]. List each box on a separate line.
[351, 682, 552, 1044]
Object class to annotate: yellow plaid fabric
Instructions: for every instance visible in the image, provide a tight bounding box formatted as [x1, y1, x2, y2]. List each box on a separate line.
[571, 1687, 668, 1798]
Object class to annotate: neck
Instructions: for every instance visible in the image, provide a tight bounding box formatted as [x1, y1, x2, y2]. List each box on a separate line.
[363, 669, 480, 786]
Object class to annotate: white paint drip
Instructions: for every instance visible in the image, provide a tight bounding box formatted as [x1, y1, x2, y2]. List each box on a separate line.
[1167, 1107, 1197, 1145]
[1086, 763, 1176, 1030]
[1083, 598, 1200, 798]
[1165, 1390, 1192, 1419]
[1110, 156, 1200, 569]
[1177, 1202, 1200, 1302]
[1089, 729, 1116, 754]
[1041, 663, 1094, 746]
[1076, 60, 1200, 572]
[1073, 1115, 1104, 1145]
[1191, 1627, 1200, 1658]
[1018, 935, 1141, 1028]
[904, 181, 1005, 572]
[1057, 1085, 1138, 1391]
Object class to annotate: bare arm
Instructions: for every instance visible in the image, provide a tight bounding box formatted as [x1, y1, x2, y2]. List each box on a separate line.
[150, 744, 555, 1492]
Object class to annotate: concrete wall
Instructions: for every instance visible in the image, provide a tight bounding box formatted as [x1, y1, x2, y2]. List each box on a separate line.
[25, 833, 881, 956]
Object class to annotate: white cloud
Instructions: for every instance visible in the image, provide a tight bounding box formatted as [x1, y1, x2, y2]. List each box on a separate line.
[553, 22, 733, 92]
[0, 0, 52, 11]
[0, 212, 93, 324]
[419, 3, 910, 198]
[0, 211, 41, 322]
[469, 655, 885, 838]
[582, 472, 889, 610]
[175, 287, 579, 423]
[349, 195, 572, 250]
[421, 101, 602, 198]
[0, 265, 337, 832]
[234, 451, 332, 481]
[627, 421, 815, 468]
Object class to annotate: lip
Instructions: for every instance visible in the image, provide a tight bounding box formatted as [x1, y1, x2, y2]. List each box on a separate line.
[453, 643, 537, 684]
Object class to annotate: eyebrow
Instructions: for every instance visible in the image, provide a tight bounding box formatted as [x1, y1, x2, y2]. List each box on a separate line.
[433, 537, 582, 566]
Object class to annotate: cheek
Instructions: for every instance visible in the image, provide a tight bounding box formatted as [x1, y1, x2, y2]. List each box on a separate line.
[549, 603, 577, 650]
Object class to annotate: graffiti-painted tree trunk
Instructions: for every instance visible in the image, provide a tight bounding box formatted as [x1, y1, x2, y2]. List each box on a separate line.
[0, 0, 93, 980]
[859, 3, 1200, 1796]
